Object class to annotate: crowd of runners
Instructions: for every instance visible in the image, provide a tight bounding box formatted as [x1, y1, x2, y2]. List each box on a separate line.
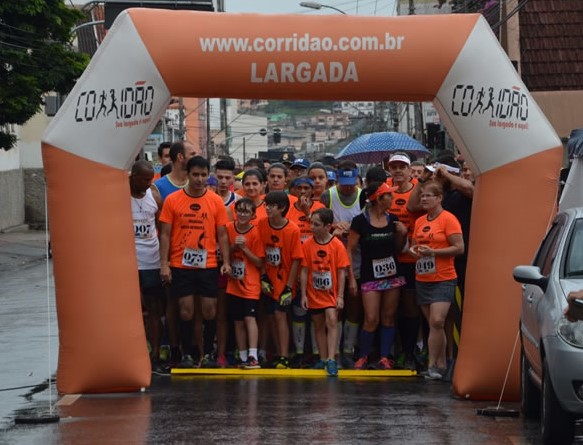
[130, 140, 474, 378]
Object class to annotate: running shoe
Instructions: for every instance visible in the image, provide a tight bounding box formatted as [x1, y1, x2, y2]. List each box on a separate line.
[289, 353, 305, 369]
[424, 366, 446, 380]
[377, 357, 395, 370]
[311, 359, 326, 370]
[177, 354, 196, 368]
[326, 359, 339, 377]
[274, 356, 290, 369]
[245, 356, 261, 369]
[340, 353, 355, 370]
[354, 356, 369, 370]
[216, 354, 228, 368]
[151, 360, 170, 376]
[200, 354, 216, 368]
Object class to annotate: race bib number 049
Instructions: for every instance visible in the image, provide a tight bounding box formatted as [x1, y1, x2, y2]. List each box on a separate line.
[416, 256, 436, 275]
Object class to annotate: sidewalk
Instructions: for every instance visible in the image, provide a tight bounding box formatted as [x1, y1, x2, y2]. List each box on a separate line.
[0, 226, 50, 272]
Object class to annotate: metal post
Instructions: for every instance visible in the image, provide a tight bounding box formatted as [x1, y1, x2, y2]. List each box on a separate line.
[243, 137, 246, 164]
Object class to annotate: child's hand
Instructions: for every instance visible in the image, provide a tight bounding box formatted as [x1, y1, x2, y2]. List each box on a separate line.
[261, 274, 273, 295]
[234, 235, 246, 249]
[279, 286, 293, 306]
[301, 295, 308, 310]
[336, 296, 344, 310]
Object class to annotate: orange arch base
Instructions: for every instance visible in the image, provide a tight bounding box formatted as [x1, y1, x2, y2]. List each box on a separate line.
[453, 148, 562, 400]
[43, 145, 151, 394]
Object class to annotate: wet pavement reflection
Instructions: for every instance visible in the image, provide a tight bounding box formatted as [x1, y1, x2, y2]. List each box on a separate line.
[1, 375, 550, 445]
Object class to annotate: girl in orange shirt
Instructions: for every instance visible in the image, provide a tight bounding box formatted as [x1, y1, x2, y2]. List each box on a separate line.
[228, 169, 267, 222]
[410, 180, 464, 380]
[226, 198, 265, 369]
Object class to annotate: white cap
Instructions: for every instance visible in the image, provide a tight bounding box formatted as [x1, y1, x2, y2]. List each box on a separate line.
[388, 154, 411, 165]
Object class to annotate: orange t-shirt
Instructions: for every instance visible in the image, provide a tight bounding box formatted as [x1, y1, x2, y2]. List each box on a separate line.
[412, 210, 462, 282]
[257, 217, 304, 300]
[225, 222, 264, 300]
[302, 236, 350, 309]
[287, 200, 325, 243]
[388, 179, 420, 264]
[159, 189, 229, 269]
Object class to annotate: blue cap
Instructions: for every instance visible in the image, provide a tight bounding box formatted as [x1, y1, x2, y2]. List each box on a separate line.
[327, 171, 337, 181]
[206, 176, 218, 186]
[291, 158, 310, 169]
[291, 176, 314, 188]
[337, 168, 359, 186]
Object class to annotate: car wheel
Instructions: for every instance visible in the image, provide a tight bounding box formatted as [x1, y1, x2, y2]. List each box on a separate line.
[541, 358, 574, 445]
[520, 350, 540, 419]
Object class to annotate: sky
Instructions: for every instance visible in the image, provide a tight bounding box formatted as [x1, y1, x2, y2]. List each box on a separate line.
[212, 0, 397, 16]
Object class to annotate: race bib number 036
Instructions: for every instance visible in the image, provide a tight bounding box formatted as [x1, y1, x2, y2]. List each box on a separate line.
[372, 256, 396, 279]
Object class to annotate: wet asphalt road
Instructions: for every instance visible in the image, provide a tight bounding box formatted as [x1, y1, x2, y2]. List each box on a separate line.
[0, 232, 572, 444]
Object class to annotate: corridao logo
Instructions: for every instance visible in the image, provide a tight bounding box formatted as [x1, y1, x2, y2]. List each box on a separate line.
[451, 84, 529, 130]
[74, 81, 154, 123]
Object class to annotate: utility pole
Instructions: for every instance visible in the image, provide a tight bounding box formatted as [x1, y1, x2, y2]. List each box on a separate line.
[408, 0, 425, 143]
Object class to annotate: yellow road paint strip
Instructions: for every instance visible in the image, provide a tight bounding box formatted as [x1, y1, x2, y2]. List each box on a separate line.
[171, 368, 417, 377]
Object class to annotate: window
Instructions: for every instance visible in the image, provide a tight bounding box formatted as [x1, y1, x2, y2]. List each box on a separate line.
[564, 219, 583, 277]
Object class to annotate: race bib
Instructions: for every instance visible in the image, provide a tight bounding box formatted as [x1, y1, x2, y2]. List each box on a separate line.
[372, 256, 397, 279]
[265, 246, 281, 266]
[231, 259, 245, 280]
[182, 247, 208, 268]
[134, 222, 153, 239]
[416, 256, 436, 275]
[313, 270, 333, 290]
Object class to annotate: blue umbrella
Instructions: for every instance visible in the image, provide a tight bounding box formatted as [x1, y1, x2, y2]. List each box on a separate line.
[336, 132, 430, 164]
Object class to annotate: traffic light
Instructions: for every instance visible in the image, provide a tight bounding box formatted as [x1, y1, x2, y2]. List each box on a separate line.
[273, 128, 281, 144]
[426, 123, 444, 150]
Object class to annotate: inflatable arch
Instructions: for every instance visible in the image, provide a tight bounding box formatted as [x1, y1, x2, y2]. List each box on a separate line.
[42, 9, 562, 395]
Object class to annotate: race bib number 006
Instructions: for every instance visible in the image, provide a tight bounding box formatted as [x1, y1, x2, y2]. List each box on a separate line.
[312, 270, 332, 290]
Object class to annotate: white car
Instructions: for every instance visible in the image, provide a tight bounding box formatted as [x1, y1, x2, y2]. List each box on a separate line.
[513, 207, 583, 445]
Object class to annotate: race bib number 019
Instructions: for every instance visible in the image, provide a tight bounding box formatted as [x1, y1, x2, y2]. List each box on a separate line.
[231, 260, 245, 280]
[265, 246, 281, 266]
[182, 247, 208, 268]
[372, 256, 397, 279]
[416, 256, 436, 275]
[312, 270, 332, 290]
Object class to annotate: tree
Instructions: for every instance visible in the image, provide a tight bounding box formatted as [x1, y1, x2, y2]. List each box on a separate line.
[0, 1, 89, 150]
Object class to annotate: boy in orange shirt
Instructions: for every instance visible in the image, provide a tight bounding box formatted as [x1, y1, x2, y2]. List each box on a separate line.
[226, 198, 265, 369]
[301, 208, 350, 377]
[258, 191, 304, 369]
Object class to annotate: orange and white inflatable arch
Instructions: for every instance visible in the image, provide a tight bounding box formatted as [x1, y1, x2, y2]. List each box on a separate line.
[42, 10, 561, 395]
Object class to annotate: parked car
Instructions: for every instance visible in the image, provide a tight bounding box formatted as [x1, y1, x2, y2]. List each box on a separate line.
[513, 207, 583, 444]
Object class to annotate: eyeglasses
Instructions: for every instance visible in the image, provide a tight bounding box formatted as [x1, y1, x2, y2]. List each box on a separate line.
[265, 203, 279, 209]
